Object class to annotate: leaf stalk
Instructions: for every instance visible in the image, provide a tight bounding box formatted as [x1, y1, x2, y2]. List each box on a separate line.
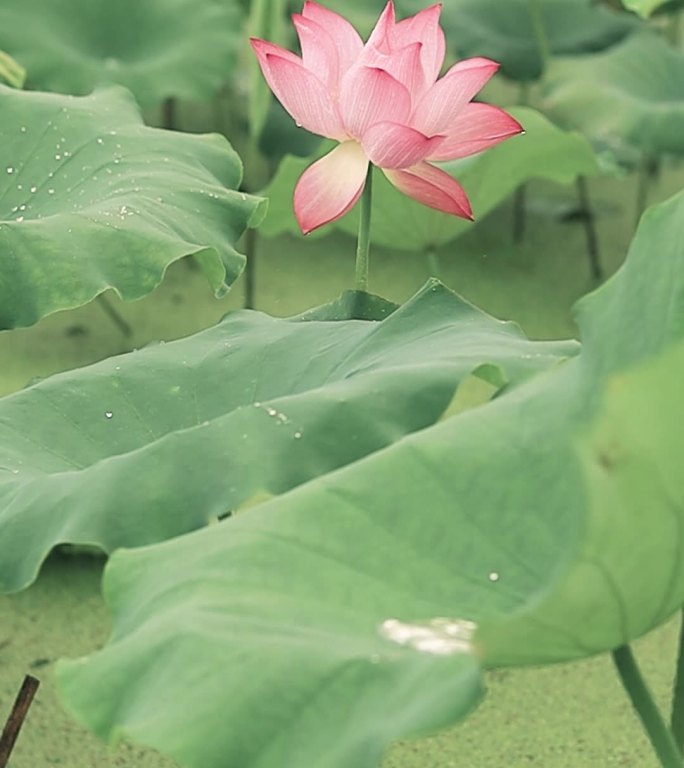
[355, 165, 373, 293]
[613, 645, 683, 768]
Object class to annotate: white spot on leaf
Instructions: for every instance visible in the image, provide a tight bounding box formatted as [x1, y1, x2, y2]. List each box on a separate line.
[380, 617, 476, 656]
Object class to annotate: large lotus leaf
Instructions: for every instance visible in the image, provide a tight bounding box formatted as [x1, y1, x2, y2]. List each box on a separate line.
[0, 0, 242, 106]
[260, 107, 600, 251]
[0, 86, 261, 329]
[0, 282, 577, 594]
[61, 523, 485, 768]
[399, 0, 638, 81]
[56, 186, 684, 768]
[543, 33, 684, 155]
[481, 340, 684, 664]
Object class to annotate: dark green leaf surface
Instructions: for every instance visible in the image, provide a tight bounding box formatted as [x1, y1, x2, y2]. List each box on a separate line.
[411, 0, 637, 81]
[58, 189, 684, 768]
[0, 0, 243, 105]
[0, 86, 261, 328]
[0, 281, 575, 593]
[544, 33, 684, 155]
[260, 107, 600, 250]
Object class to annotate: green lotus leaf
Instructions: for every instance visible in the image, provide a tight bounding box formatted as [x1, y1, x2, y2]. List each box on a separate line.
[401, 0, 637, 81]
[0, 85, 261, 329]
[260, 107, 601, 251]
[0, 48, 25, 88]
[0, 0, 242, 105]
[0, 280, 576, 594]
[543, 32, 684, 155]
[56, 188, 684, 768]
[482, 339, 684, 664]
[61, 526, 485, 768]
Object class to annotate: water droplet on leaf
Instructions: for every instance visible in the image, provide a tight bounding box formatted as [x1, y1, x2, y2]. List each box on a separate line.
[380, 617, 477, 656]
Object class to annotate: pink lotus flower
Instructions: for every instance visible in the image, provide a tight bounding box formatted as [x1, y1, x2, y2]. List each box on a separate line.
[251, 1, 523, 235]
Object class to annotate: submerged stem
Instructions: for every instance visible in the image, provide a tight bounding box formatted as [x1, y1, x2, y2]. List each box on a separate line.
[355, 165, 374, 293]
[162, 97, 176, 131]
[613, 645, 683, 768]
[96, 294, 132, 337]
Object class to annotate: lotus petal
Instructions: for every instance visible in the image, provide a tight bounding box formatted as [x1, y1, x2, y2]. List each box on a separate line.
[294, 141, 369, 234]
[384, 162, 473, 219]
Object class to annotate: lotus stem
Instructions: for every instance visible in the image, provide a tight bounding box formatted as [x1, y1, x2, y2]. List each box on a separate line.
[426, 246, 441, 280]
[242, 131, 267, 311]
[667, 9, 681, 46]
[513, 81, 530, 245]
[0, 675, 40, 768]
[527, 0, 551, 73]
[575, 175, 603, 281]
[613, 645, 684, 768]
[670, 609, 684, 753]
[635, 153, 656, 232]
[355, 165, 373, 293]
[635, 155, 649, 231]
[244, 227, 257, 310]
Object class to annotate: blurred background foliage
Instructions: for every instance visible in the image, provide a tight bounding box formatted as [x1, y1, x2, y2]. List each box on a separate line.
[2, 2, 684, 767]
[1, 0, 683, 253]
[1, 0, 683, 369]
